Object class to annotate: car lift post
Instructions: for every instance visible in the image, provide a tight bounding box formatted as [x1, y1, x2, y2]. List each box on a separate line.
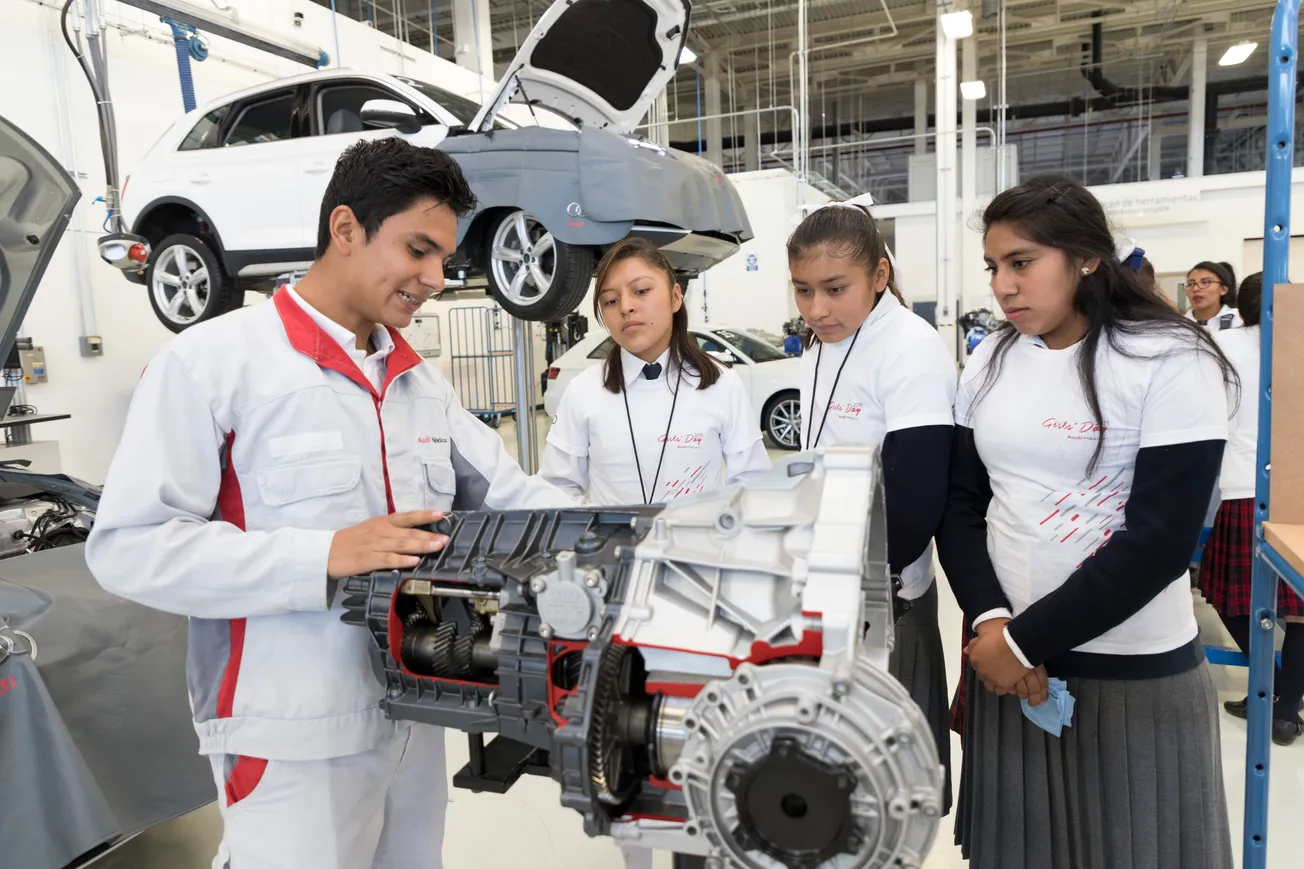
[512, 317, 539, 473]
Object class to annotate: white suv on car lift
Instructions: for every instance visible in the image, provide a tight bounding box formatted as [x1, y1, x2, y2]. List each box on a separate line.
[115, 0, 753, 332]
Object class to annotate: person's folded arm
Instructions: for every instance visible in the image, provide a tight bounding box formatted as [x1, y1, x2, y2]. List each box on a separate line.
[1006, 440, 1223, 665]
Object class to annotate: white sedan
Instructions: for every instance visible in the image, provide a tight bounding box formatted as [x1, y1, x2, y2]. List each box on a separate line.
[544, 327, 803, 449]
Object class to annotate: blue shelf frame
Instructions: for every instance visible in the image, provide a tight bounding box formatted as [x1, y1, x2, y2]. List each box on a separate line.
[1245, 2, 1304, 866]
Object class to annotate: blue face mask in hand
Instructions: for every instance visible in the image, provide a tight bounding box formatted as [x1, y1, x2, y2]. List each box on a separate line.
[1021, 678, 1076, 737]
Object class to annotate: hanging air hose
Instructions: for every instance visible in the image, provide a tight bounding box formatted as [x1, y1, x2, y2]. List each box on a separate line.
[161, 18, 208, 113]
[60, 0, 124, 235]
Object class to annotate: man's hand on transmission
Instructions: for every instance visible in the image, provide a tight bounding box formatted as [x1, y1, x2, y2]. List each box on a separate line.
[328, 511, 449, 579]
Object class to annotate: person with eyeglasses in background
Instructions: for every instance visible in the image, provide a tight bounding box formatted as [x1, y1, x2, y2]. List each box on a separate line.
[1185, 261, 1242, 330]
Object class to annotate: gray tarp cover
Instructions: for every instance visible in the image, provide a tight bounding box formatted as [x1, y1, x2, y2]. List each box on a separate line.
[0, 544, 213, 868]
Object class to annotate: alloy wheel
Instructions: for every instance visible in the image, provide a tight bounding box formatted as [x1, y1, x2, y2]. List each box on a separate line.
[769, 397, 802, 449]
[150, 244, 210, 327]
[490, 211, 556, 308]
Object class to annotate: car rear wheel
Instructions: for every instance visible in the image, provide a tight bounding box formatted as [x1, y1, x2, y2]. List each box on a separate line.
[763, 391, 802, 450]
[146, 234, 236, 332]
[486, 210, 594, 321]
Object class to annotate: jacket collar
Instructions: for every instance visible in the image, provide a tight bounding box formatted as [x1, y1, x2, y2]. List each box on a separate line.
[273, 288, 423, 399]
[287, 286, 395, 365]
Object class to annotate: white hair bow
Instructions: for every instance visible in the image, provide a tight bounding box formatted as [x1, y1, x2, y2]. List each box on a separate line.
[791, 191, 877, 226]
[790, 192, 902, 291]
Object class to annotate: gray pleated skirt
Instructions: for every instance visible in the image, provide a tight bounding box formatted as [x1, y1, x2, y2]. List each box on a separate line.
[955, 660, 1233, 869]
[888, 581, 952, 815]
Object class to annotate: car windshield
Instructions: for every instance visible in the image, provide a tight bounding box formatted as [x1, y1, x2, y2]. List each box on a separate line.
[715, 329, 788, 363]
[394, 77, 515, 130]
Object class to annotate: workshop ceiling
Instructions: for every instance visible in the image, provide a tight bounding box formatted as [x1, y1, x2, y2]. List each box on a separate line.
[314, 1, 1293, 198]
[315, 0, 1283, 119]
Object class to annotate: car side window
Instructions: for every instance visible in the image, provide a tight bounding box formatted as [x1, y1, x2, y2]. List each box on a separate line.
[317, 84, 431, 135]
[178, 107, 228, 151]
[223, 93, 296, 147]
[587, 338, 615, 359]
[695, 335, 726, 354]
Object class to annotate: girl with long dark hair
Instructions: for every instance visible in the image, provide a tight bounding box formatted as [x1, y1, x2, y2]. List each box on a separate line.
[788, 201, 959, 812]
[938, 174, 1236, 868]
[1198, 273, 1304, 745]
[541, 237, 770, 505]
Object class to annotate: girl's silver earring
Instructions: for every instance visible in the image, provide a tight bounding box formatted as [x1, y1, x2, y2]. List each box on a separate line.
[1081, 267, 1091, 275]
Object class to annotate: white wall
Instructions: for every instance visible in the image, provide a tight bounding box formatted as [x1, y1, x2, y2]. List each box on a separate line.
[2, 0, 499, 482]
[689, 169, 829, 333]
[873, 169, 1304, 332]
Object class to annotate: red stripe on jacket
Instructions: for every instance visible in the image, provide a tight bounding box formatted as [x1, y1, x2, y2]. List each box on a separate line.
[216, 430, 246, 719]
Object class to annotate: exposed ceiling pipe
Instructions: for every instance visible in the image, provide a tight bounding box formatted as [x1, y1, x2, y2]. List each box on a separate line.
[1081, 17, 1187, 105]
[667, 75, 1284, 152]
[786, 0, 899, 125]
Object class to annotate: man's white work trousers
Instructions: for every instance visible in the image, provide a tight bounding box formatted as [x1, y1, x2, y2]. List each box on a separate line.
[208, 723, 447, 869]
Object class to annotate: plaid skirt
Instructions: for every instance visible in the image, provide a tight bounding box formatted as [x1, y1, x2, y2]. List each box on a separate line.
[1199, 498, 1304, 618]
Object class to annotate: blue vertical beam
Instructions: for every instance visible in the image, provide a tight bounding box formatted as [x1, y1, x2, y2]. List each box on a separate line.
[1244, 3, 1300, 867]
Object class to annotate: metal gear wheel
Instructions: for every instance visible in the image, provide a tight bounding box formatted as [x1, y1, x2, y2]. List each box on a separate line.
[587, 643, 639, 807]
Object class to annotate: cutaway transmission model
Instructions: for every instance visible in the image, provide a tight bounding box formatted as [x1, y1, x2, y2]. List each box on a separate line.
[340, 447, 943, 869]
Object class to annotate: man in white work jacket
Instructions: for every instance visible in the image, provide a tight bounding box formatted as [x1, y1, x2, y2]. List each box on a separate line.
[86, 137, 573, 869]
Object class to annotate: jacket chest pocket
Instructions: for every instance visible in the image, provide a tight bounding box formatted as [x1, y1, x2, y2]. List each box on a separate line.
[422, 459, 456, 513]
[255, 458, 366, 526]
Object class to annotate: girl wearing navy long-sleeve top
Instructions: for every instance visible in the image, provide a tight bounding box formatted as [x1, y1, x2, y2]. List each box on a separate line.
[788, 202, 958, 812]
[938, 175, 1236, 869]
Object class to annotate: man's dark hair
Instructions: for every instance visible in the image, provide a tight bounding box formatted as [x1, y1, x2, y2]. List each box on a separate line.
[315, 137, 478, 259]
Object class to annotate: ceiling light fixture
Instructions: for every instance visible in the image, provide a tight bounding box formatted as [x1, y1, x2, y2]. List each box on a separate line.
[678, 46, 697, 65]
[941, 10, 974, 40]
[960, 80, 987, 100]
[1219, 42, 1258, 67]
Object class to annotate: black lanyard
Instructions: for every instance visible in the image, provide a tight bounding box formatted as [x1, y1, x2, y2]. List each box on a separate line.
[804, 326, 862, 450]
[622, 367, 683, 505]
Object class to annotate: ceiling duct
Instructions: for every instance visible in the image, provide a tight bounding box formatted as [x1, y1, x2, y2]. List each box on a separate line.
[1080, 17, 1186, 106]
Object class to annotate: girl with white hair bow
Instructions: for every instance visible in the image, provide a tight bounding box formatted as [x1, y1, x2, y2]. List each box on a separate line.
[788, 192, 959, 814]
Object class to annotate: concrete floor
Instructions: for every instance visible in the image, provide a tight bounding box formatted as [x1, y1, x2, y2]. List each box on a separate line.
[88, 414, 1304, 869]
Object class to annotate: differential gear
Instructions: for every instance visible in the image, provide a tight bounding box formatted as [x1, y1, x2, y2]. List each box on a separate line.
[587, 643, 639, 807]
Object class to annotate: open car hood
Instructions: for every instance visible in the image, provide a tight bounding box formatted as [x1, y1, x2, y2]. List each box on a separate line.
[471, 0, 690, 134]
[0, 114, 79, 368]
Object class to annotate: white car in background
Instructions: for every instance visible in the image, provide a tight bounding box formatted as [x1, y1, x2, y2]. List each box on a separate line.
[113, 0, 751, 332]
[544, 327, 803, 449]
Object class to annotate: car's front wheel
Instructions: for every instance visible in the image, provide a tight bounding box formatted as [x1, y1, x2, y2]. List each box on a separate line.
[146, 234, 237, 332]
[763, 391, 802, 450]
[485, 210, 594, 321]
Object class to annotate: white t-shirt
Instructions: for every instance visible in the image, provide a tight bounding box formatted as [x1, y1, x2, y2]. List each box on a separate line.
[799, 291, 958, 598]
[542, 347, 771, 506]
[1213, 325, 1260, 500]
[957, 328, 1228, 657]
[1186, 305, 1243, 331]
